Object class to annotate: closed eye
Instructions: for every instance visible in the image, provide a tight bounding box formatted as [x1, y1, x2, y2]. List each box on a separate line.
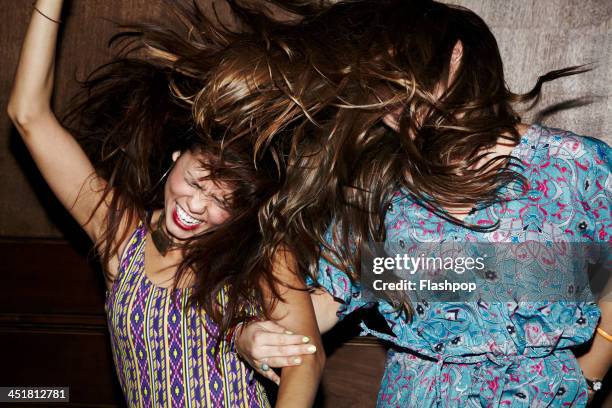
[185, 177, 201, 190]
[213, 196, 230, 209]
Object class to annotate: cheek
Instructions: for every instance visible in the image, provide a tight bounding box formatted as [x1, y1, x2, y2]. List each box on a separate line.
[206, 207, 232, 225]
[165, 173, 188, 198]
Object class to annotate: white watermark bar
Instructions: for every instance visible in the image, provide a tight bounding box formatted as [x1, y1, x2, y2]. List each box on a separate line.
[0, 387, 69, 403]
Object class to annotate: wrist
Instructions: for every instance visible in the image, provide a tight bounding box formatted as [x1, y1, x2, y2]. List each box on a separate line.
[583, 372, 603, 394]
[32, 0, 64, 24]
[227, 317, 260, 356]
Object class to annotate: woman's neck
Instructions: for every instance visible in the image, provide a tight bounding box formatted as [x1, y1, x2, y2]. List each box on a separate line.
[150, 209, 184, 261]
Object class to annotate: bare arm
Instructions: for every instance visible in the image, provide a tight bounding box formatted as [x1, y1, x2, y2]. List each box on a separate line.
[311, 288, 340, 334]
[7, 0, 109, 241]
[264, 250, 325, 408]
[235, 288, 340, 384]
[577, 280, 612, 400]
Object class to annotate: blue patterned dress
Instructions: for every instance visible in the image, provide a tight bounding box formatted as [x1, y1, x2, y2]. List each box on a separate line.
[313, 125, 611, 407]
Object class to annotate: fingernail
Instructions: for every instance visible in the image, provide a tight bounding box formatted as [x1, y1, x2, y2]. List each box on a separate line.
[302, 336, 310, 343]
[285, 330, 294, 335]
[307, 345, 317, 353]
[293, 357, 302, 364]
[275, 379, 280, 385]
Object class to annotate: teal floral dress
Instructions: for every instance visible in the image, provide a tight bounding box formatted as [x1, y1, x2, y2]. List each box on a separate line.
[312, 125, 610, 407]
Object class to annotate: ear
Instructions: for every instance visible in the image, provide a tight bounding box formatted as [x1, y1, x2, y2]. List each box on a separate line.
[171, 150, 181, 162]
[449, 40, 463, 82]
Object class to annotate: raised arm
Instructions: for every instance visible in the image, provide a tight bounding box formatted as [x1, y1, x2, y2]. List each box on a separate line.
[7, 0, 109, 241]
[263, 249, 326, 407]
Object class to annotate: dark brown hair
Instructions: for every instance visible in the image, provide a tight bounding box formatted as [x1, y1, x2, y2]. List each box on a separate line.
[169, 0, 589, 313]
[66, 0, 588, 326]
[63, 1, 291, 336]
[277, 0, 588, 312]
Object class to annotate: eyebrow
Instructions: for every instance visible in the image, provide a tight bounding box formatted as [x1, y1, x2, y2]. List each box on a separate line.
[185, 172, 199, 185]
[187, 171, 227, 204]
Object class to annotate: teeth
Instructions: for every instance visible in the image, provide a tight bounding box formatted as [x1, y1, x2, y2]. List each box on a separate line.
[176, 205, 202, 226]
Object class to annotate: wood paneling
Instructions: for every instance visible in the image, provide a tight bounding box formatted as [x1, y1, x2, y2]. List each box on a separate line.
[0, 240, 121, 406]
[0, 241, 105, 315]
[1, 0, 163, 238]
[0, 330, 125, 407]
[451, 0, 612, 139]
[319, 337, 388, 408]
[0, 240, 388, 407]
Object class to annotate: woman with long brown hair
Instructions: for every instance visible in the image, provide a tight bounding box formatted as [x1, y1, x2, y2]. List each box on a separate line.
[228, 0, 611, 406]
[7, 0, 325, 406]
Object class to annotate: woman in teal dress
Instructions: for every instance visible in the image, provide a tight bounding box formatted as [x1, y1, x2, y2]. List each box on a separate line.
[314, 123, 609, 406]
[231, 0, 612, 406]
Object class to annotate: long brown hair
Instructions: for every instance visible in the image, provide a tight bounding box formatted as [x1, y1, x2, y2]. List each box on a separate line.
[63, 1, 291, 336]
[65, 0, 589, 327]
[168, 0, 589, 307]
[258, 0, 589, 307]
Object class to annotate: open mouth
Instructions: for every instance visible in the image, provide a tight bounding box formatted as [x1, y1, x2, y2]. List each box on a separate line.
[172, 204, 203, 231]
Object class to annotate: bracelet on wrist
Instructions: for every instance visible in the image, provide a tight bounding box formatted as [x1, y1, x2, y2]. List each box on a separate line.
[225, 316, 261, 346]
[32, 4, 62, 24]
[584, 376, 603, 393]
[596, 326, 612, 343]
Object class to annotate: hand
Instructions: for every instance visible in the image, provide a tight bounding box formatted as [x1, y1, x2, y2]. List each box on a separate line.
[234, 320, 318, 385]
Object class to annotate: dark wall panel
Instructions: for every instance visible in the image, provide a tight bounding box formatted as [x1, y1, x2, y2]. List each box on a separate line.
[1, 0, 163, 238]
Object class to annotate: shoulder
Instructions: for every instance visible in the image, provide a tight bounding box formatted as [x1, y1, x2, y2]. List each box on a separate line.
[104, 215, 146, 280]
[523, 124, 611, 166]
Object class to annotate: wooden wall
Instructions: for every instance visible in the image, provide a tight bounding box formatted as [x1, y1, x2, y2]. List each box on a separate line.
[1, 0, 611, 238]
[0, 0, 610, 407]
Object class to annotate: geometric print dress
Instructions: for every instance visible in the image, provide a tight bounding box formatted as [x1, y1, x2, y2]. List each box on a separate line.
[313, 124, 610, 407]
[105, 222, 270, 407]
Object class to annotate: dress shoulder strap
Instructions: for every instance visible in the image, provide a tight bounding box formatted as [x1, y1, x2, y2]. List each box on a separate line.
[117, 219, 147, 272]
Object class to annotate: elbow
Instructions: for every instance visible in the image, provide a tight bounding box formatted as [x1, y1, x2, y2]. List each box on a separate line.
[7, 101, 51, 131]
[6, 102, 19, 124]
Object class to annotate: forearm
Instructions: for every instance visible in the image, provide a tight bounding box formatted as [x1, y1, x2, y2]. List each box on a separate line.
[578, 300, 612, 378]
[310, 288, 340, 334]
[265, 249, 325, 407]
[8, 0, 63, 122]
[276, 351, 325, 408]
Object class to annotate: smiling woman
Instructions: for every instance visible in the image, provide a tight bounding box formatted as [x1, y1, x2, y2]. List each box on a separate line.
[7, 0, 325, 406]
[165, 151, 233, 235]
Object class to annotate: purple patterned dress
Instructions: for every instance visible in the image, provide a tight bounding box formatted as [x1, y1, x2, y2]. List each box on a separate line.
[105, 222, 269, 407]
[313, 124, 611, 407]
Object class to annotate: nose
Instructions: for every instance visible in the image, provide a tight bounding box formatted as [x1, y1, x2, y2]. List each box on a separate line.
[187, 191, 208, 216]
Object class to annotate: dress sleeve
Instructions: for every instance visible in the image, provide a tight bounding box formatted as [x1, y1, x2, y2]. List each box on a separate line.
[580, 137, 611, 300]
[582, 137, 612, 242]
[306, 226, 375, 319]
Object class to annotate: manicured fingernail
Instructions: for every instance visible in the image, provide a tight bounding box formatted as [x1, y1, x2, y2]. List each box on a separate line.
[285, 330, 294, 335]
[307, 345, 317, 353]
[302, 336, 310, 343]
[293, 357, 302, 364]
[275, 379, 280, 385]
